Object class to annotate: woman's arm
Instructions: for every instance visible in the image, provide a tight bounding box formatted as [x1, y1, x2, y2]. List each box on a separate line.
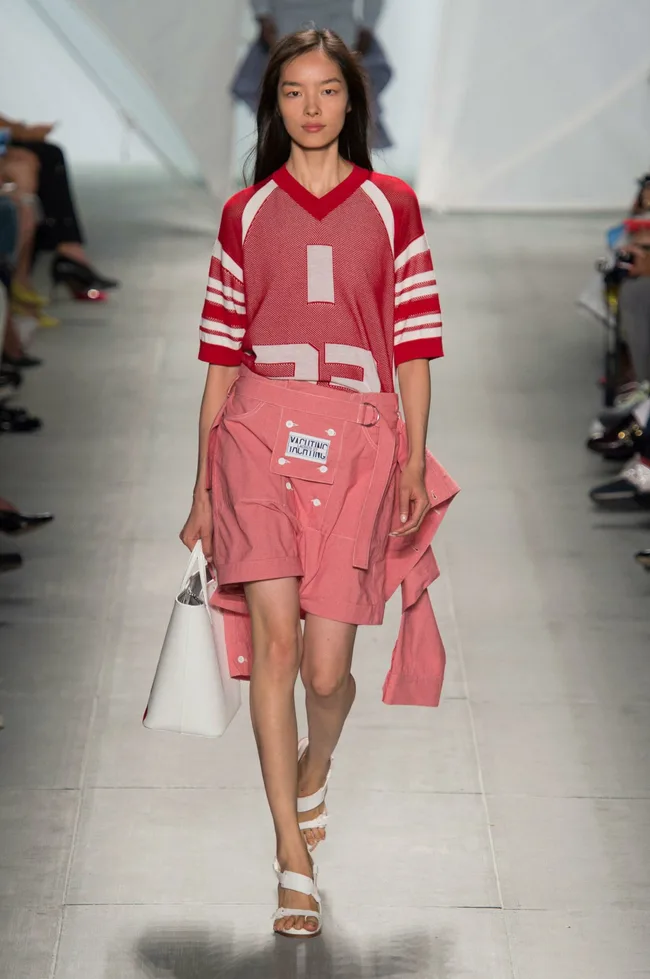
[0, 114, 53, 142]
[180, 363, 239, 558]
[194, 363, 239, 500]
[390, 358, 432, 537]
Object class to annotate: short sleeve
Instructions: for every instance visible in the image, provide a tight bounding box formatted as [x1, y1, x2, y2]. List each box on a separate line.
[392, 187, 443, 367]
[198, 200, 247, 366]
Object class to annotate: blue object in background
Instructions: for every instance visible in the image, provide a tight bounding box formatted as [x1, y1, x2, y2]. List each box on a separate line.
[606, 223, 625, 251]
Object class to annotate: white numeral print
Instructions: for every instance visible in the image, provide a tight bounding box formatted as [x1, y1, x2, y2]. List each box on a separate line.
[251, 343, 381, 392]
[325, 344, 380, 393]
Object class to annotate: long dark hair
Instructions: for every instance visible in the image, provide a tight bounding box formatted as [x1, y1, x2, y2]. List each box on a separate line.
[247, 28, 373, 186]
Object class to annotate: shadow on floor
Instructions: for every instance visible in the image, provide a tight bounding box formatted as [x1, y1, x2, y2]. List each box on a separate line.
[134, 919, 452, 978]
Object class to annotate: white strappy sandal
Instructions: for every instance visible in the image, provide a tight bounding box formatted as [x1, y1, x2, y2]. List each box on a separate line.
[297, 737, 332, 851]
[272, 858, 322, 938]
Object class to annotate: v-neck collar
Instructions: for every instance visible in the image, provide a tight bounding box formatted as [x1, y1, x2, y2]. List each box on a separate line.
[273, 162, 368, 221]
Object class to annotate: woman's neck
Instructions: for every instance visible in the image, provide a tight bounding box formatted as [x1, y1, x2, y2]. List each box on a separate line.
[285, 145, 354, 199]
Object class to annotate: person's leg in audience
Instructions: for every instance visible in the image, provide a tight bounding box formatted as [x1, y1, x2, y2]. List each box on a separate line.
[11, 141, 119, 291]
[619, 276, 650, 385]
[1, 148, 40, 297]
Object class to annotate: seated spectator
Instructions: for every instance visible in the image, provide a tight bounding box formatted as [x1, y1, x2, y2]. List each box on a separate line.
[0, 189, 43, 432]
[0, 112, 120, 301]
[588, 238, 650, 512]
[0, 147, 59, 327]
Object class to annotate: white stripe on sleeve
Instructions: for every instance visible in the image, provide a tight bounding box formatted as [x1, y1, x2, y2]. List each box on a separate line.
[394, 326, 443, 346]
[242, 180, 277, 244]
[394, 312, 442, 334]
[395, 284, 439, 306]
[200, 319, 246, 340]
[394, 233, 429, 272]
[395, 270, 437, 294]
[360, 180, 395, 255]
[213, 241, 243, 283]
[207, 277, 245, 304]
[205, 289, 246, 315]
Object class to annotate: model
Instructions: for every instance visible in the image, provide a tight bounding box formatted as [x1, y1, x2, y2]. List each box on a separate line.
[181, 28, 450, 939]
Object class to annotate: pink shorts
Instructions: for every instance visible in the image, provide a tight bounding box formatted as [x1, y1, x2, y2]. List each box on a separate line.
[207, 366, 400, 625]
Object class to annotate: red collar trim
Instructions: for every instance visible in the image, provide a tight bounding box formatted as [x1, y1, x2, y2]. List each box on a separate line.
[272, 163, 369, 220]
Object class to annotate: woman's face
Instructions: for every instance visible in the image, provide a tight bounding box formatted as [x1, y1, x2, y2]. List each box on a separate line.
[277, 48, 350, 150]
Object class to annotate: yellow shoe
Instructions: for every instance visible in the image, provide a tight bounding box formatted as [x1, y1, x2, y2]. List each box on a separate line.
[10, 281, 48, 308]
[36, 309, 60, 328]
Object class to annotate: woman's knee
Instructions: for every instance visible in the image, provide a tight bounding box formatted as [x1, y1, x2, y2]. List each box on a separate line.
[4, 149, 40, 191]
[303, 666, 351, 700]
[257, 629, 302, 680]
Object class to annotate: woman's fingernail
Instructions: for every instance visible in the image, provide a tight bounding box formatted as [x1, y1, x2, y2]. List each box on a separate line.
[401, 514, 407, 523]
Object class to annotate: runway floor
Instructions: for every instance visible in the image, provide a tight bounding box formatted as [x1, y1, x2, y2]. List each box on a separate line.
[1, 170, 649, 978]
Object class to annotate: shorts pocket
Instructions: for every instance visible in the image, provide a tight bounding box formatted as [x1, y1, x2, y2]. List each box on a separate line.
[223, 390, 264, 422]
[269, 408, 342, 484]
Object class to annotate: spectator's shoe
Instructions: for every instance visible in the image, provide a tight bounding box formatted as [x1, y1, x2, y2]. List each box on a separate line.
[0, 366, 22, 388]
[2, 353, 42, 369]
[0, 509, 54, 536]
[0, 372, 21, 404]
[599, 383, 650, 427]
[11, 300, 60, 329]
[0, 406, 43, 433]
[51, 257, 117, 300]
[635, 549, 650, 571]
[10, 280, 48, 307]
[589, 456, 650, 505]
[35, 309, 61, 329]
[0, 552, 22, 574]
[586, 416, 644, 461]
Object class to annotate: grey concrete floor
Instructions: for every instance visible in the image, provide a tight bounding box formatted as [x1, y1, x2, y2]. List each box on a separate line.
[1, 170, 649, 978]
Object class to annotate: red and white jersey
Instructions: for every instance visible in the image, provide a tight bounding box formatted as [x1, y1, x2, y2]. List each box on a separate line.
[198, 163, 443, 393]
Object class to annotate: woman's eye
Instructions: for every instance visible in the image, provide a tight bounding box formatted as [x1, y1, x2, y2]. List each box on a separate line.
[323, 89, 338, 96]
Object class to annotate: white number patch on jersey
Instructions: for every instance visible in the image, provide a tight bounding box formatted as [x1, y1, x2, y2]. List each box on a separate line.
[251, 343, 381, 393]
[307, 245, 334, 303]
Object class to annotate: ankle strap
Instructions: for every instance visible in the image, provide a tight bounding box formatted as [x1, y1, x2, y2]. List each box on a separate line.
[278, 869, 317, 897]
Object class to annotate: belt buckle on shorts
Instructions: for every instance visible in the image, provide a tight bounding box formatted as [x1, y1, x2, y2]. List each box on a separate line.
[359, 402, 381, 427]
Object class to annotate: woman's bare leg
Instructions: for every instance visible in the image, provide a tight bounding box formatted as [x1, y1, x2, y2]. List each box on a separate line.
[244, 577, 320, 934]
[3, 148, 39, 290]
[298, 614, 358, 849]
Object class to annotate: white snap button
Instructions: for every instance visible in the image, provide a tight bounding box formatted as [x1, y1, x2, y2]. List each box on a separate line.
[319, 466, 328, 473]
[286, 482, 292, 490]
[326, 428, 336, 436]
[312, 499, 321, 507]
[286, 420, 294, 428]
[237, 656, 246, 663]
[278, 458, 286, 465]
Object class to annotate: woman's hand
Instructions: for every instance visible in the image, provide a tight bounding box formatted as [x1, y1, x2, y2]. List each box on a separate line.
[179, 491, 213, 560]
[390, 461, 431, 537]
[23, 123, 55, 142]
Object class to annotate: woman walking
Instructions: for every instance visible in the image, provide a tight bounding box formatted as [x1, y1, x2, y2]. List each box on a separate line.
[181, 28, 446, 938]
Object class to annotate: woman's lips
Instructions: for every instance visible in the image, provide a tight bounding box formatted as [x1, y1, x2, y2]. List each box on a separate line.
[303, 124, 325, 132]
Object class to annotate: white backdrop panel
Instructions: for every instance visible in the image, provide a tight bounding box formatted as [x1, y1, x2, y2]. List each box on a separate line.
[70, 0, 243, 199]
[418, 0, 650, 210]
[0, 0, 158, 166]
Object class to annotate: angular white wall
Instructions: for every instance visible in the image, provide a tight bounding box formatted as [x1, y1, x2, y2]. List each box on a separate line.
[3, 0, 244, 200]
[0, 0, 159, 167]
[69, 0, 243, 199]
[418, 0, 650, 210]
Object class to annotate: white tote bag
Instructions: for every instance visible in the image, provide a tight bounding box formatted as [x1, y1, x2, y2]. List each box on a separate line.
[143, 541, 241, 737]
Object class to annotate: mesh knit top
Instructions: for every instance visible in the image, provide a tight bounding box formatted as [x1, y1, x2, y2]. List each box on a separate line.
[198, 163, 443, 394]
